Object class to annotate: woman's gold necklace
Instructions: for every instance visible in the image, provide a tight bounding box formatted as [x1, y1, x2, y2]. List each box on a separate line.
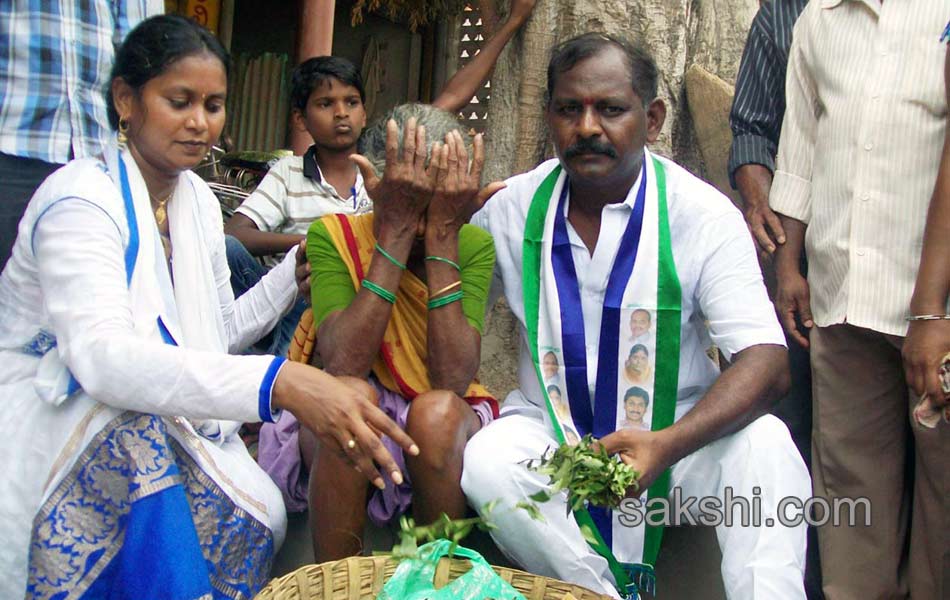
[150, 191, 174, 265]
[150, 192, 173, 226]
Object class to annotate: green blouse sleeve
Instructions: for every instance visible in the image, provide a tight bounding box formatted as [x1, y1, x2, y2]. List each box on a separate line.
[306, 220, 496, 334]
[457, 224, 496, 334]
[307, 219, 357, 330]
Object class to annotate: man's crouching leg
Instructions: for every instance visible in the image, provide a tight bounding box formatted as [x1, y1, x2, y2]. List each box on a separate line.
[461, 413, 623, 599]
[671, 414, 810, 600]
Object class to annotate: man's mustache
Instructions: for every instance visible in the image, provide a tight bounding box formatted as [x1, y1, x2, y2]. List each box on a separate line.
[564, 139, 618, 159]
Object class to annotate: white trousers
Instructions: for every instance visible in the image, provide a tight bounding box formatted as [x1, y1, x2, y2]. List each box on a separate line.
[461, 412, 810, 599]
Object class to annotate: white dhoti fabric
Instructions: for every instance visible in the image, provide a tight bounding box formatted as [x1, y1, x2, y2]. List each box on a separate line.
[462, 410, 810, 599]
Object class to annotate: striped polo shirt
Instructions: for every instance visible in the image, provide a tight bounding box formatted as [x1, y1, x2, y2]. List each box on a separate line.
[235, 144, 372, 237]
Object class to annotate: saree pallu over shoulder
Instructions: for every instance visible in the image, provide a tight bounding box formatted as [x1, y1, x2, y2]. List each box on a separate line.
[4, 147, 285, 599]
[321, 213, 497, 414]
[27, 411, 273, 600]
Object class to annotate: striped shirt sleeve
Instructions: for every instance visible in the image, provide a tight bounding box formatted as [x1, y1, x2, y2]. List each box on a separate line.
[728, 4, 783, 187]
[769, 17, 818, 225]
[235, 159, 291, 232]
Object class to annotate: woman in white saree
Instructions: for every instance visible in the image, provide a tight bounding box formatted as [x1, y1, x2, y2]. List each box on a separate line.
[0, 15, 416, 599]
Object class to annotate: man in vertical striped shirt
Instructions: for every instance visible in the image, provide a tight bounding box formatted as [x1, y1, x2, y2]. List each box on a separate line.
[0, 1, 163, 270]
[728, 3, 821, 598]
[770, 3, 948, 598]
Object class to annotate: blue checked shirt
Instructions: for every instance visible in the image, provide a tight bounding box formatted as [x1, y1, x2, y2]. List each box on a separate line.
[0, 1, 162, 164]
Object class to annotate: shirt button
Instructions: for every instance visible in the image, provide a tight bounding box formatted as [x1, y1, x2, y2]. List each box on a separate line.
[864, 142, 874, 151]
[861, 193, 870, 202]
[856, 249, 866, 257]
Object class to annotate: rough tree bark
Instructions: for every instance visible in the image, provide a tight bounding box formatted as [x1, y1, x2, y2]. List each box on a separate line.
[477, 0, 760, 396]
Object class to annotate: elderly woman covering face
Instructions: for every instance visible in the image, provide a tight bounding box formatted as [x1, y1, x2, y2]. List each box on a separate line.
[0, 15, 414, 598]
[258, 103, 505, 562]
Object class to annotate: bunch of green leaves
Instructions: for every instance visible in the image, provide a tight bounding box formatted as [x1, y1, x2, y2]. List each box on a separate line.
[389, 501, 499, 559]
[521, 434, 639, 516]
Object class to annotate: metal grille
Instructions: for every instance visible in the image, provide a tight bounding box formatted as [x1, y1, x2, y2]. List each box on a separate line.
[456, 3, 490, 134]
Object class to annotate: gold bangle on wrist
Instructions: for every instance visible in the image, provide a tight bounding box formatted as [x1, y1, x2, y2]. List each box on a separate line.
[431, 280, 462, 297]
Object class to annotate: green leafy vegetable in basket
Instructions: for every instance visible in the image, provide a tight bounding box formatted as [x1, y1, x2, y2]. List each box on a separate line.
[521, 434, 639, 516]
[389, 501, 499, 560]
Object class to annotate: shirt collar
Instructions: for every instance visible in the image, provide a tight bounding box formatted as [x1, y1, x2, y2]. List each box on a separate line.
[302, 144, 365, 200]
[820, 0, 880, 11]
[302, 144, 321, 182]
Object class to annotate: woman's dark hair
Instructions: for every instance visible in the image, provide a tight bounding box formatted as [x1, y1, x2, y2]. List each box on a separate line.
[106, 14, 229, 129]
[546, 32, 658, 107]
[291, 56, 365, 112]
[628, 344, 650, 358]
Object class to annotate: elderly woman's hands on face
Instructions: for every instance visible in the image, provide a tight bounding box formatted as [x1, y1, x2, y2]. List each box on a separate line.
[425, 130, 506, 237]
[350, 117, 442, 238]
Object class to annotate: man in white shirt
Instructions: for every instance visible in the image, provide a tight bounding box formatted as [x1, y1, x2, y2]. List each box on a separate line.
[769, 3, 948, 598]
[464, 33, 810, 599]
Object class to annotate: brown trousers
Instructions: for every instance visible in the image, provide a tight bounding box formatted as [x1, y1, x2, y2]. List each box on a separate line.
[810, 324, 949, 599]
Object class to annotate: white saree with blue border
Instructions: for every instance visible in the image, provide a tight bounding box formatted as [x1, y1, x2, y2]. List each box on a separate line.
[0, 143, 289, 599]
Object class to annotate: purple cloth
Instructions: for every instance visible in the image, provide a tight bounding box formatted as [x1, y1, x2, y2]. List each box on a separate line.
[258, 409, 309, 512]
[257, 378, 495, 523]
[367, 383, 414, 526]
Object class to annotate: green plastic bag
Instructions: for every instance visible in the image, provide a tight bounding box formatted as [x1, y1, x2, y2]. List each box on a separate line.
[378, 540, 527, 600]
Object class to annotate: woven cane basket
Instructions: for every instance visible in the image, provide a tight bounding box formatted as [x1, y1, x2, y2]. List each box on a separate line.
[255, 555, 615, 600]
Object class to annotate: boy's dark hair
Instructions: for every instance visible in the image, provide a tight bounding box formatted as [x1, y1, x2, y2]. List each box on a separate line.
[546, 32, 658, 107]
[291, 56, 365, 112]
[107, 14, 229, 129]
[624, 386, 650, 407]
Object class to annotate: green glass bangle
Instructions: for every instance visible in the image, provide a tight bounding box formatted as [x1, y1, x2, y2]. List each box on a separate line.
[427, 290, 464, 310]
[362, 278, 397, 304]
[424, 255, 461, 271]
[375, 243, 406, 270]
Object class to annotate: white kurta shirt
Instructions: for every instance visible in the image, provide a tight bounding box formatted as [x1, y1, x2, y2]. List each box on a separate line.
[770, 0, 948, 336]
[473, 151, 786, 425]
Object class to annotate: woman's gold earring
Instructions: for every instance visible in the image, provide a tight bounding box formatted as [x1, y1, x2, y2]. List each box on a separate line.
[117, 119, 129, 146]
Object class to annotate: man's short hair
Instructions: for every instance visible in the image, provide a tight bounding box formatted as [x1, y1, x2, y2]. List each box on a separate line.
[624, 386, 650, 407]
[291, 56, 365, 112]
[546, 32, 658, 107]
[358, 103, 464, 175]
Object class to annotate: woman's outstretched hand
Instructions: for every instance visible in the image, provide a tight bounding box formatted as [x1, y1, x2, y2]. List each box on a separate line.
[271, 361, 419, 490]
